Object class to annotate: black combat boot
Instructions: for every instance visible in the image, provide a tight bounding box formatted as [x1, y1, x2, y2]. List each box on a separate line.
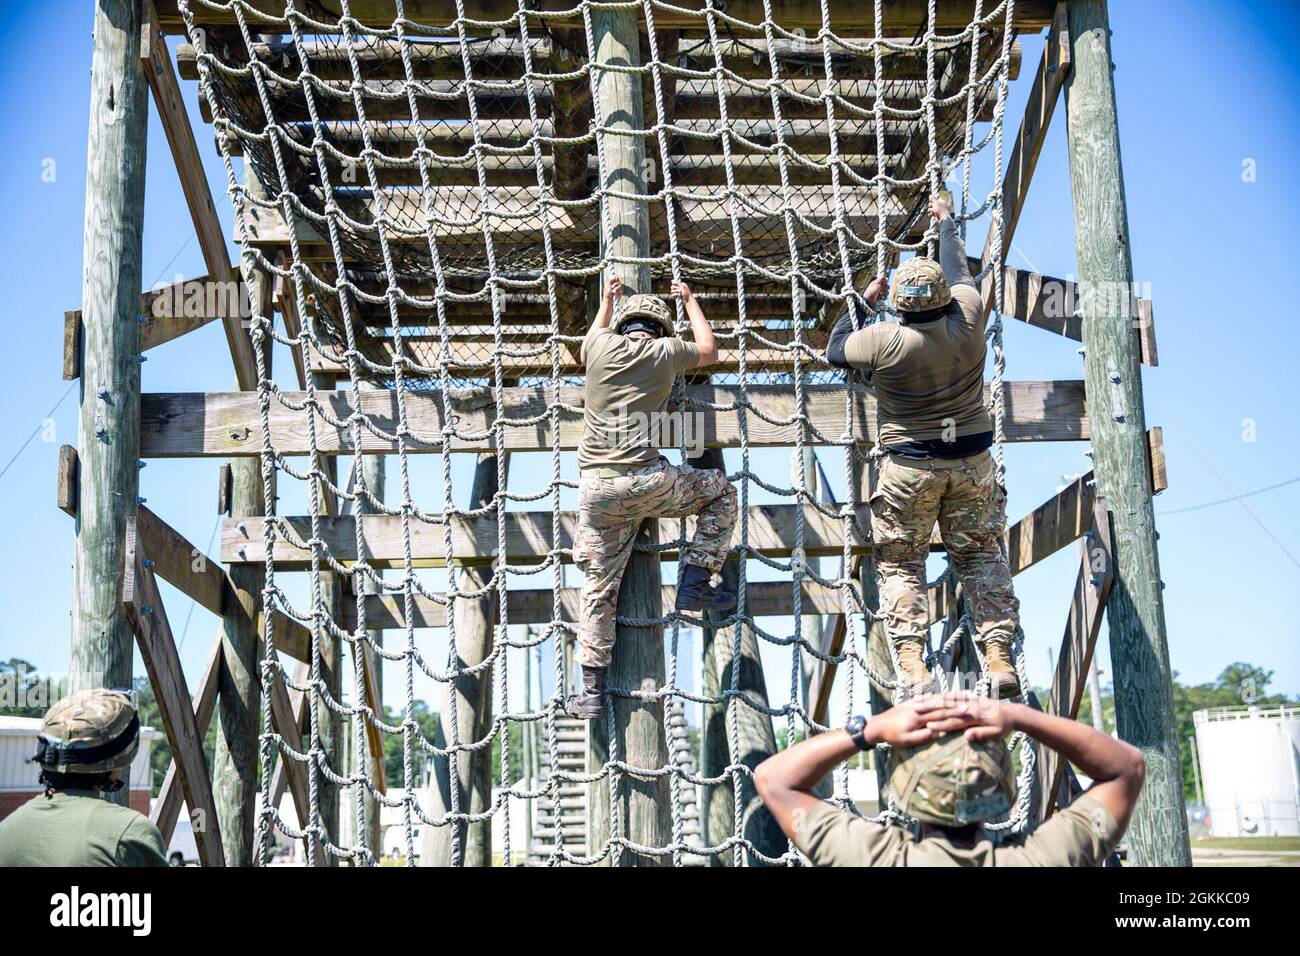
[566, 665, 607, 719]
[675, 564, 736, 612]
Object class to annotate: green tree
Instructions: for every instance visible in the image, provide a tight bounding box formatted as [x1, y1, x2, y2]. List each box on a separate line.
[382, 700, 440, 788]
[0, 659, 66, 719]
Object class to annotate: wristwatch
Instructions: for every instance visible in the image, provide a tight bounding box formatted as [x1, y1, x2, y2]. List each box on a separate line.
[845, 715, 869, 751]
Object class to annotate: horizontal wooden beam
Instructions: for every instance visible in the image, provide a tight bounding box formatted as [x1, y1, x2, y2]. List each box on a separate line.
[332, 580, 850, 632]
[122, 516, 225, 866]
[222, 502, 875, 568]
[139, 380, 1089, 458]
[154, 1, 1056, 32]
[141, 0, 257, 391]
[994, 262, 1158, 367]
[63, 274, 235, 379]
[1005, 472, 1095, 579]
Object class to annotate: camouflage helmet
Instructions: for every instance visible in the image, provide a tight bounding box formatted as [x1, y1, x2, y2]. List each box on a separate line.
[34, 689, 140, 775]
[616, 293, 676, 338]
[889, 257, 952, 312]
[889, 731, 1014, 827]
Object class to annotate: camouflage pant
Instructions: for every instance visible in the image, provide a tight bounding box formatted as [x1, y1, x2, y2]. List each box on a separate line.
[574, 458, 737, 669]
[869, 450, 1019, 652]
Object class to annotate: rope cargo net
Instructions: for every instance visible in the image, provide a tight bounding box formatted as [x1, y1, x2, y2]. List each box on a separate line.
[180, 0, 1035, 865]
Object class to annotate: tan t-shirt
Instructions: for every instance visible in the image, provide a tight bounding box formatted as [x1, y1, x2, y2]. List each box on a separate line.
[842, 284, 992, 447]
[794, 795, 1122, 867]
[579, 329, 700, 470]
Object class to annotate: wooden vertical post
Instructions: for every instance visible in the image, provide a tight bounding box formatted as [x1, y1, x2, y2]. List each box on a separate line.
[1064, 0, 1189, 866]
[694, 449, 783, 865]
[585, 6, 671, 866]
[855, 457, 893, 806]
[310, 370, 343, 865]
[212, 193, 268, 864]
[797, 447, 824, 713]
[424, 452, 506, 866]
[357, 428, 385, 859]
[71, 0, 149, 748]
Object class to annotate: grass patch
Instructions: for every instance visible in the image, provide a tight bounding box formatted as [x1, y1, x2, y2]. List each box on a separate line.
[1193, 836, 1300, 852]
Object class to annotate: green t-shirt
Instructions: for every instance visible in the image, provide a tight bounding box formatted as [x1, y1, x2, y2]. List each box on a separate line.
[0, 790, 168, 867]
[842, 283, 993, 447]
[794, 794, 1122, 867]
[578, 329, 700, 470]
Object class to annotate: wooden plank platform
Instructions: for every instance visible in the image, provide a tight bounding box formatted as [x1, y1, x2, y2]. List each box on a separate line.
[237, 187, 913, 250]
[139, 380, 1089, 458]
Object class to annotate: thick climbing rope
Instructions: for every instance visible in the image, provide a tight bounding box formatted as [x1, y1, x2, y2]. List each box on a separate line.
[180, 0, 1029, 866]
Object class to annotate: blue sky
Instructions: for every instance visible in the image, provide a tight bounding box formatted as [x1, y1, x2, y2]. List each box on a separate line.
[0, 0, 1297, 730]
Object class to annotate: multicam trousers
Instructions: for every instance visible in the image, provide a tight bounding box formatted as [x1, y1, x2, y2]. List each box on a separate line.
[574, 458, 737, 669]
[869, 450, 1019, 653]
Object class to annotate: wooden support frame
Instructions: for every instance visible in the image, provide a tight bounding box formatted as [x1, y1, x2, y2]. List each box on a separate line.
[139, 380, 1090, 458]
[121, 516, 225, 866]
[59, 445, 310, 658]
[979, 3, 1072, 279]
[1031, 497, 1115, 821]
[63, 274, 239, 380]
[264, 655, 320, 865]
[993, 262, 1158, 367]
[151, 631, 222, 842]
[140, 0, 257, 390]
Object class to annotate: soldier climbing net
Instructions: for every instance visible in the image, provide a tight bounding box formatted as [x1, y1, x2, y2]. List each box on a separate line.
[180, 0, 1036, 865]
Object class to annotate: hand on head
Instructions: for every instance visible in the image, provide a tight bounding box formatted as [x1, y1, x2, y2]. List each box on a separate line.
[928, 194, 952, 222]
[670, 279, 693, 303]
[912, 690, 1014, 742]
[873, 690, 1014, 746]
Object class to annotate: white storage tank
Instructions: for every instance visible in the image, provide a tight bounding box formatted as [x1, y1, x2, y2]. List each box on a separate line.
[1193, 705, 1300, 837]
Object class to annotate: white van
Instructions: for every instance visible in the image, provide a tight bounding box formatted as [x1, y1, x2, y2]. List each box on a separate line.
[166, 816, 199, 866]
